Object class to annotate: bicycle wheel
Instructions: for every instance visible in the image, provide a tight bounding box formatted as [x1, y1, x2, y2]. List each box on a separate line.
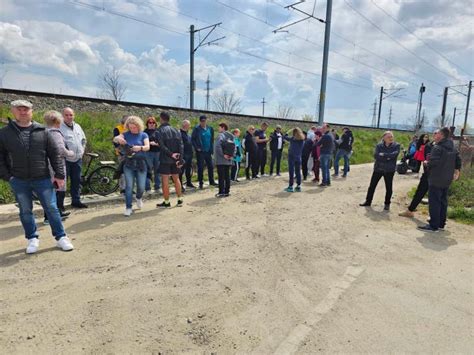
[88, 166, 119, 196]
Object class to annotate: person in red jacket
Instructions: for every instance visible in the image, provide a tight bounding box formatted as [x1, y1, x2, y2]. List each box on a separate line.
[413, 134, 429, 173]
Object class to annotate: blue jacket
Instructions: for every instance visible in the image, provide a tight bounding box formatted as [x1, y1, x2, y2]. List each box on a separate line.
[315, 132, 334, 155]
[285, 136, 304, 159]
[191, 125, 214, 153]
[373, 142, 400, 173]
[233, 137, 243, 163]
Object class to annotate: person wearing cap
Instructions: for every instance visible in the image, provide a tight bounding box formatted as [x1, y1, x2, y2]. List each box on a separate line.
[254, 122, 269, 176]
[269, 125, 285, 176]
[0, 100, 74, 254]
[191, 115, 217, 189]
[60, 107, 88, 208]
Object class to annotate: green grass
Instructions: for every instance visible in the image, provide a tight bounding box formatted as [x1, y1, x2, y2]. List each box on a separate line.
[0, 106, 412, 204]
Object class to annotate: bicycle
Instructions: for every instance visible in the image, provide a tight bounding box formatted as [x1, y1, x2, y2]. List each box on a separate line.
[81, 153, 119, 196]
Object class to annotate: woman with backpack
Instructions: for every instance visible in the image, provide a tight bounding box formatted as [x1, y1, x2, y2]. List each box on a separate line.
[214, 122, 235, 197]
[284, 127, 305, 192]
[231, 128, 243, 182]
[413, 134, 429, 173]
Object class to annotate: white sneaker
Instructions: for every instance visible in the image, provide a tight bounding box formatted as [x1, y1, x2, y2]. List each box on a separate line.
[26, 238, 39, 254]
[136, 198, 143, 210]
[57, 236, 74, 251]
[124, 208, 133, 216]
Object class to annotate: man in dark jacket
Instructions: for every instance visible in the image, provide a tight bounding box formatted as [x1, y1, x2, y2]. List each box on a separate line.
[418, 127, 461, 232]
[179, 119, 195, 190]
[191, 115, 217, 189]
[156, 112, 184, 208]
[0, 100, 73, 254]
[254, 122, 269, 176]
[243, 125, 258, 179]
[334, 127, 353, 177]
[315, 123, 335, 186]
[301, 131, 314, 180]
[269, 125, 284, 176]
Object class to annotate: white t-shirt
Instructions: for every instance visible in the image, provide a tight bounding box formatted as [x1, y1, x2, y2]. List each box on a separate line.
[277, 133, 283, 149]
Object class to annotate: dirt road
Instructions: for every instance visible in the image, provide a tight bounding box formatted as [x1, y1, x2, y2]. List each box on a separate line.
[1, 164, 472, 354]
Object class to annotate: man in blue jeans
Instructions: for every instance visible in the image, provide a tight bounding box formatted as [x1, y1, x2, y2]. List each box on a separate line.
[0, 100, 73, 254]
[191, 115, 217, 189]
[315, 123, 335, 186]
[60, 107, 88, 208]
[334, 127, 354, 178]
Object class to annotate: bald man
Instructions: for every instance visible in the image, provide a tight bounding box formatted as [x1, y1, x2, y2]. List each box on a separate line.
[180, 120, 195, 189]
[60, 107, 88, 208]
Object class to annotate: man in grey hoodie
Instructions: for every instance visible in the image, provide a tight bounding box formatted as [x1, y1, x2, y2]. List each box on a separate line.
[214, 122, 235, 197]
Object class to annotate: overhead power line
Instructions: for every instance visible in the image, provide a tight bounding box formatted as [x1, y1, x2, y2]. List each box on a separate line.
[343, 0, 464, 84]
[370, 0, 473, 77]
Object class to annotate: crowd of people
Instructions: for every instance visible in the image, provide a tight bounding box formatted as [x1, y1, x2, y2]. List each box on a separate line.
[0, 99, 462, 254]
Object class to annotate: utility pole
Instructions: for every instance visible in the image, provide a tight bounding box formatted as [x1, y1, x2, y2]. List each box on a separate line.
[261, 97, 267, 116]
[452, 107, 457, 127]
[441, 86, 448, 126]
[318, 0, 333, 125]
[463, 80, 472, 133]
[377, 86, 384, 129]
[371, 99, 378, 127]
[189, 23, 224, 110]
[415, 83, 425, 130]
[205, 75, 211, 111]
[388, 106, 393, 128]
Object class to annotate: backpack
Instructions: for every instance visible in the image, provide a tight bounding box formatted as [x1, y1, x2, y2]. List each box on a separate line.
[221, 132, 236, 157]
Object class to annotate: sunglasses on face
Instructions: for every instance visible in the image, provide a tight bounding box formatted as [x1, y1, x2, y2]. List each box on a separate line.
[147, 122, 156, 125]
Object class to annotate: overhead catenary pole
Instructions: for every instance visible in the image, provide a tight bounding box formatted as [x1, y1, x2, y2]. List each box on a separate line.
[205, 74, 211, 110]
[377, 86, 384, 129]
[371, 98, 377, 127]
[441, 86, 448, 127]
[190, 24, 195, 110]
[452, 107, 457, 127]
[416, 83, 425, 130]
[318, 0, 332, 125]
[463, 80, 472, 133]
[388, 106, 392, 128]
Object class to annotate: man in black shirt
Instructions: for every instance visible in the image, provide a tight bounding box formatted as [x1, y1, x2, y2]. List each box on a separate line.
[254, 122, 269, 176]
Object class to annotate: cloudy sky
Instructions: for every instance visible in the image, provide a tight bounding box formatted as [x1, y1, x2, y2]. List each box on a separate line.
[0, 0, 473, 128]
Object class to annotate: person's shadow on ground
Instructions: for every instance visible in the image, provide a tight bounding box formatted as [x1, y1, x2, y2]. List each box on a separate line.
[363, 206, 391, 221]
[0, 247, 58, 268]
[416, 231, 457, 251]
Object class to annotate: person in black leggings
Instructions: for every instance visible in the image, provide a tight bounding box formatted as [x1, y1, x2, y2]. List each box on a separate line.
[360, 131, 400, 211]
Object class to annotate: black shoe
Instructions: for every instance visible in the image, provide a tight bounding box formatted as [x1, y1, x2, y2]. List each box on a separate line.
[71, 202, 88, 209]
[319, 183, 327, 187]
[359, 201, 371, 207]
[156, 201, 171, 208]
[215, 193, 225, 198]
[417, 224, 439, 232]
[60, 210, 71, 218]
[223, 193, 230, 197]
[186, 183, 196, 188]
[177, 199, 183, 207]
[342, 175, 347, 178]
[384, 204, 390, 211]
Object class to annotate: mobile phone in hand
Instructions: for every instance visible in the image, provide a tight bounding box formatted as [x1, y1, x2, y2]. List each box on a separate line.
[53, 181, 59, 189]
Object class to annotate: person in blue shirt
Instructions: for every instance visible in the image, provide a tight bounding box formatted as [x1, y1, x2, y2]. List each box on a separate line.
[191, 115, 217, 189]
[231, 128, 243, 181]
[113, 116, 150, 216]
[284, 127, 305, 192]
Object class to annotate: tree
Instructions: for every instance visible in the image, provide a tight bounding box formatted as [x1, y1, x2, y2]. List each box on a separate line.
[97, 66, 127, 101]
[301, 114, 315, 122]
[275, 104, 294, 119]
[212, 91, 243, 113]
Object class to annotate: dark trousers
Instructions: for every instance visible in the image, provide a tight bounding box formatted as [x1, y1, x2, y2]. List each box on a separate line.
[231, 161, 241, 181]
[66, 160, 82, 204]
[428, 185, 448, 229]
[270, 149, 283, 175]
[365, 171, 395, 205]
[408, 173, 429, 212]
[56, 191, 66, 211]
[288, 155, 302, 187]
[217, 165, 231, 194]
[257, 148, 267, 175]
[245, 151, 258, 179]
[312, 158, 320, 181]
[302, 152, 310, 179]
[179, 153, 193, 186]
[196, 151, 215, 185]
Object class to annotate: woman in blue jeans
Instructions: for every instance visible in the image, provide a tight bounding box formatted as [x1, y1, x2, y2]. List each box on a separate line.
[113, 116, 150, 216]
[284, 127, 305, 192]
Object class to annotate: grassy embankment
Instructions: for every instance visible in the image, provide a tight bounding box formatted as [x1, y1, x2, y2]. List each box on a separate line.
[0, 107, 412, 204]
